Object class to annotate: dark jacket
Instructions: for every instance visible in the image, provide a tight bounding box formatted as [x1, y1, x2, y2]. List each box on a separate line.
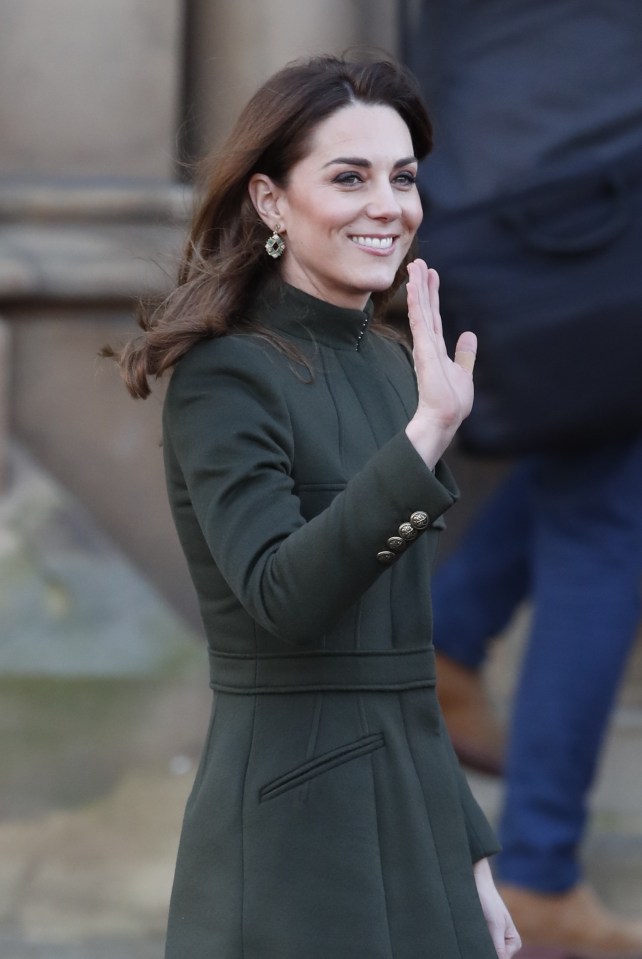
[162, 282, 500, 959]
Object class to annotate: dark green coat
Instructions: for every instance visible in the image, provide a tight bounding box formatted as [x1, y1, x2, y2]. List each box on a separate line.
[162, 282, 500, 959]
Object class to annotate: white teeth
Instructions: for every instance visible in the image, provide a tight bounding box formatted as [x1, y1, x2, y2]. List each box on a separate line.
[350, 235, 394, 249]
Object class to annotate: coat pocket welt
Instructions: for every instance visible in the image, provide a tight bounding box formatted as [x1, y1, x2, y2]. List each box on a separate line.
[259, 732, 384, 803]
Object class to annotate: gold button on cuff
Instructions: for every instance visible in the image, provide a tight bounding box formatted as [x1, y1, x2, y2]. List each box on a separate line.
[410, 510, 430, 530]
[398, 522, 418, 541]
[376, 550, 396, 565]
[386, 535, 406, 553]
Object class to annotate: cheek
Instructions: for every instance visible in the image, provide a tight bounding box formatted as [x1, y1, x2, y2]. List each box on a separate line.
[406, 197, 423, 232]
[288, 214, 334, 249]
[283, 188, 339, 235]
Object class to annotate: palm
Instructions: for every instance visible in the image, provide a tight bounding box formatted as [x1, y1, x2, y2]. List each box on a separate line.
[406, 259, 476, 434]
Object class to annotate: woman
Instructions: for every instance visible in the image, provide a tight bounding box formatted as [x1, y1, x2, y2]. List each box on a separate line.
[107, 56, 520, 959]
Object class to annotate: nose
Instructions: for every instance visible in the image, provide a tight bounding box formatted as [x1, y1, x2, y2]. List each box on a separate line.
[366, 177, 402, 220]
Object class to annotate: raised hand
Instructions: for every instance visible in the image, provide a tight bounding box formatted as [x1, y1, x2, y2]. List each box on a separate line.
[404, 259, 477, 468]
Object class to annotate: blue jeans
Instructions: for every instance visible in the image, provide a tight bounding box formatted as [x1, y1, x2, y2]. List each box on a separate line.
[433, 436, 642, 891]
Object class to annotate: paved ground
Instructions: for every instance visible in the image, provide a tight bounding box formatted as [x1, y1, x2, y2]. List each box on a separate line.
[0, 447, 208, 959]
[1, 447, 641, 958]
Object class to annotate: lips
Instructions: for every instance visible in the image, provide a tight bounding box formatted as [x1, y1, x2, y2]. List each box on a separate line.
[349, 235, 395, 250]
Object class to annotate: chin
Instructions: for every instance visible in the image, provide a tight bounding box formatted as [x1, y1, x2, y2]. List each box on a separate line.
[365, 269, 400, 294]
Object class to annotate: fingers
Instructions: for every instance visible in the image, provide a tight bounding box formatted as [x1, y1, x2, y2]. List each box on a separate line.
[407, 260, 442, 336]
[454, 331, 477, 376]
[487, 912, 521, 959]
[427, 267, 443, 338]
[406, 262, 434, 367]
[406, 259, 430, 333]
[407, 258, 476, 387]
[503, 917, 522, 959]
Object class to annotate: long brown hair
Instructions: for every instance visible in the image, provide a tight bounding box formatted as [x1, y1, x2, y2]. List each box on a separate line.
[105, 55, 433, 398]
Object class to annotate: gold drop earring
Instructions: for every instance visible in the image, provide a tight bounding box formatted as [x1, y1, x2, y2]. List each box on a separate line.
[265, 223, 285, 259]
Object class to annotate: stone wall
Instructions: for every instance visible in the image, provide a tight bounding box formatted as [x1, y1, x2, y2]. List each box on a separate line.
[0, 0, 189, 617]
[0, 1, 411, 622]
[1, 183, 199, 623]
[0, 0, 183, 178]
[185, 0, 399, 159]
[0, 0, 496, 623]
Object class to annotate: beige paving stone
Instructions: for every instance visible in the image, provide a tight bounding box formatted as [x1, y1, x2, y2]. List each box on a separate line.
[2, 770, 191, 942]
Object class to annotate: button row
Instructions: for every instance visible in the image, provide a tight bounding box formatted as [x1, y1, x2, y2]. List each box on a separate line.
[377, 511, 431, 565]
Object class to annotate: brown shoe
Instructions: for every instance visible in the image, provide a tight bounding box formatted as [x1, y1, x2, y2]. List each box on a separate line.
[435, 651, 505, 776]
[498, 882, 642, 958]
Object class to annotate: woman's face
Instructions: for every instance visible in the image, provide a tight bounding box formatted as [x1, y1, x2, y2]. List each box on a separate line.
[265, 102, 423, 310]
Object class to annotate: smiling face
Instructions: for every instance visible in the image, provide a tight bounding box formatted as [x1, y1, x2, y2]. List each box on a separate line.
[250, 102, 423, 310]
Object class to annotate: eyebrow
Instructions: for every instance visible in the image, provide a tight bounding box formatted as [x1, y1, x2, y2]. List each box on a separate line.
[323, 155, 417, 169]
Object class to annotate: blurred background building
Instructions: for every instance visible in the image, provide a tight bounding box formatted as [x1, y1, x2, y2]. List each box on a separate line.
[0, 3, 639, 958]
[0, 0, 400, 625]
[0, 4, 403, 958]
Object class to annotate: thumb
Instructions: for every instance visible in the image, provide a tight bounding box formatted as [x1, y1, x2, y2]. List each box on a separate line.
[454, 331, 477, 375]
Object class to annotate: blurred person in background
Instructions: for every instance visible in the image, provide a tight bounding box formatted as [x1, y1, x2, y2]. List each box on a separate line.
[404, 2, 642, 956]
[105, 56, 520, 959]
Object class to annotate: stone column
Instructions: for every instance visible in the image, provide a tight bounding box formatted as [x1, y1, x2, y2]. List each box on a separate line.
[186, 0, 399, 158]
[0, 0, 197, 619]
[0, 0, 183, 177]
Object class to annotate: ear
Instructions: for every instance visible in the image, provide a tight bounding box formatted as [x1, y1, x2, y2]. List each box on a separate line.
[248, 174, 285, 230]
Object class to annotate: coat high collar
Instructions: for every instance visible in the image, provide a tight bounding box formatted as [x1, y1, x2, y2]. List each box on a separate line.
[254, 281, 374, 352]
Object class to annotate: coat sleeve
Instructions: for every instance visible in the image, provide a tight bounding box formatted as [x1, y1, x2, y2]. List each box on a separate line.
[163, 335, 459, 646]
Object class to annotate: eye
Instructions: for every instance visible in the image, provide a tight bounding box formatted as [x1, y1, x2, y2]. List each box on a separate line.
[393, 171, 417, 188]
[332, 171, 364, 186]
